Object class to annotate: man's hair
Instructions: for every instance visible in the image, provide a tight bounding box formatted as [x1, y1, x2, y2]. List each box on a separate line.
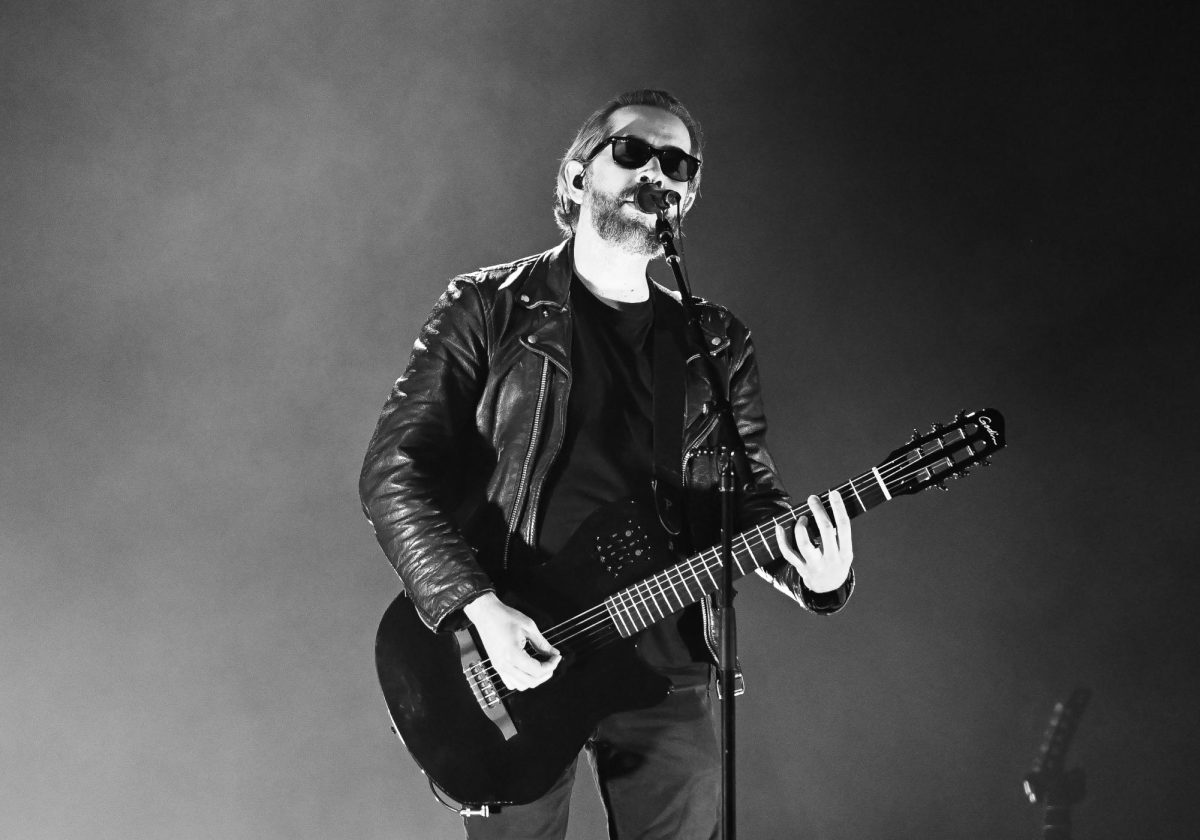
[553, 89, 704, 238]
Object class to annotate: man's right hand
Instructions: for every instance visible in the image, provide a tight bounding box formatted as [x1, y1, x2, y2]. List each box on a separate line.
[462, 592, 561, 691]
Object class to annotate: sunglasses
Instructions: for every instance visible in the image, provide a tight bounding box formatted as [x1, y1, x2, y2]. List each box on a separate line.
[584, 135, 702, 182]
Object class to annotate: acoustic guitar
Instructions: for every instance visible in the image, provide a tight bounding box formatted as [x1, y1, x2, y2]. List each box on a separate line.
[376, 408, 1006, 807]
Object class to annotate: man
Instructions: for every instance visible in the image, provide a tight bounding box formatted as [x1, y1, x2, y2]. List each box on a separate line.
[360, 89, 854, 839]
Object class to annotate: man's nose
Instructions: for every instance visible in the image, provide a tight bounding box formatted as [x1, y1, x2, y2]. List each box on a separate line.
[636, 157, 664, 184]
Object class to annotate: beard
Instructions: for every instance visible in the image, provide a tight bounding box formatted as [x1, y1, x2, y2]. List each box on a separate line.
[584, 176, 670, 257]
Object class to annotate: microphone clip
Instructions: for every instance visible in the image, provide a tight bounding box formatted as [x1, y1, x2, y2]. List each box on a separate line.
[635, 183, 680, 215]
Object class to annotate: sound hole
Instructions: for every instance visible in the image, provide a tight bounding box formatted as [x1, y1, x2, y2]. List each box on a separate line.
[594, 516, 652, 577]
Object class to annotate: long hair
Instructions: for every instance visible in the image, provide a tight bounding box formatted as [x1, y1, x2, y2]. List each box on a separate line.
[553, 89, 704, 238]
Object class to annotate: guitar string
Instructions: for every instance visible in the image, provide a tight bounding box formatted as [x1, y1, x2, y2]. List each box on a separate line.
[478, 485, 864, 701]
[472, 437, 984, 696]
[474, 438, 979, 695]
[539, 428, 986, 651]
[473, 434, 988, 696]
[473, 488, 885, 694]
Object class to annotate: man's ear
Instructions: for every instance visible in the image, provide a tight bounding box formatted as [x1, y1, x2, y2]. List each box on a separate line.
[564, 161, 586, 204]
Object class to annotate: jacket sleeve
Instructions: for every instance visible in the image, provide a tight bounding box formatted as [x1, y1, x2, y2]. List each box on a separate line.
[359, 277, 496, 631]
[726, 321, 854, 615]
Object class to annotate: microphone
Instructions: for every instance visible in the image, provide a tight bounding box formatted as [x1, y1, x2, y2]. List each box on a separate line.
[635, 184, 681, 214]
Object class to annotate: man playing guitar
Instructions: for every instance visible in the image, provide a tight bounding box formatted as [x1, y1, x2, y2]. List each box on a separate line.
[360, 89, 855, 839]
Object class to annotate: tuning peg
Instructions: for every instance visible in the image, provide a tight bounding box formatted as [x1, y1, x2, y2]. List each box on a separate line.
[936, 481, 949, 491]
[910, 428, 920, 442]
[983, 457, 992, 467]
[930, 423, 943, 434]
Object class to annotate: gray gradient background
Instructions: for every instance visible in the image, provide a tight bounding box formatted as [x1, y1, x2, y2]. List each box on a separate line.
[2, 2, 1195, 838]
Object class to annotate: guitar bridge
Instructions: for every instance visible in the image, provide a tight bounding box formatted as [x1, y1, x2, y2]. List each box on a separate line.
[456, 628, 518, 740]
[465, 660, 502, 708]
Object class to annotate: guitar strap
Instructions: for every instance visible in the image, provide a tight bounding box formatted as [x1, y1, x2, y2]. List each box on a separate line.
[650, 288, 689, 540]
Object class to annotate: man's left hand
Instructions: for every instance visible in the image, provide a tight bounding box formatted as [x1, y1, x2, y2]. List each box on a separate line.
[775, 490, 854, 593]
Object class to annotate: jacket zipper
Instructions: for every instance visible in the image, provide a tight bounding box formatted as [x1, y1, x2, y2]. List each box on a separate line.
[523, 359, 571, 549]
[502, 355, 550, 570]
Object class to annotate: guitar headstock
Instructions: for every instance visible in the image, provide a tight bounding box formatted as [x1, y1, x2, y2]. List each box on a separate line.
[1024, 687, 1092, 804]
[883, 408, 1006, 496]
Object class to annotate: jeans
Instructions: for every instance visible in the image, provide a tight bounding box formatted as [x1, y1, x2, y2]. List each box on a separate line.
[463, 681, 720, 840]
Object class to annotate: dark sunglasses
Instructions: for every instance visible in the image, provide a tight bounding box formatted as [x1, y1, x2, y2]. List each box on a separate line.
[584, 135, 701, 182]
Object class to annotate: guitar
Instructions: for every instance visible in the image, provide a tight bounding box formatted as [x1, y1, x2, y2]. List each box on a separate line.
[1024, 688, 1091, 839]
[376, 408, 1006, 807]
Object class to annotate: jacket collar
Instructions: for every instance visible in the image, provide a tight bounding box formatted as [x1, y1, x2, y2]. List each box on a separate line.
[650, 281, 731, 360]
[511, 238, 730, 359]
[506, 239, 574, 311]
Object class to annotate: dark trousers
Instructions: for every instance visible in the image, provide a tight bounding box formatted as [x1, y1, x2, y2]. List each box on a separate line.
[463, 682, 720, 840]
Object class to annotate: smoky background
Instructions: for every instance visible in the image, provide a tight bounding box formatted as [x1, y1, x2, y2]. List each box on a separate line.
[1, 2, 1194, 838]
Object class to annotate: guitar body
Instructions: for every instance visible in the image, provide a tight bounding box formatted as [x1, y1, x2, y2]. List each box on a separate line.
[375, 496, 677, 806]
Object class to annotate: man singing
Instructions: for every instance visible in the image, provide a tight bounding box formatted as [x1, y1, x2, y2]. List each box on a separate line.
[360, 89, 855, 839]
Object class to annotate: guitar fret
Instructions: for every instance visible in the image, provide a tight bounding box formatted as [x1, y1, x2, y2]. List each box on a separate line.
[622, 594, 637, 634]
[679, 555, 696, 594]
[745, 524, 768, 568]
[760, 523, 775, 562]
[628, 580, 643, 621]
[870, 466, 893, 501]
[644, 578, 665, 619]
[618, 588, 641, 631]
[678, 562, 698, 601]
[643, 578, 662, 619]
[848, 475, 867, 512]
[701, 552, 719, 590]
[630, 586, 649, 630]
[663, 570, 684, 610]
[624, 583, 643, 628]
[731, 539, 744, 575]
[597, 432, 945, 643]
[606, 594, 631, 637]
[636, 584, 653, 628]
[657, 574, 674, 612]
[740, 538, 758, 570]
[619, 597, 638, 638]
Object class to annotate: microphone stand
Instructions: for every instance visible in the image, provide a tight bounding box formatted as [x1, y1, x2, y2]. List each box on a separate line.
[653, 207, 741, 840]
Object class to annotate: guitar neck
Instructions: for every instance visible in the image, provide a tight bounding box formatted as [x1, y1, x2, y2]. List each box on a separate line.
[439, 407, 1003, 726]
[539, 411, 1000, 649]
[601, 453, 920, 638]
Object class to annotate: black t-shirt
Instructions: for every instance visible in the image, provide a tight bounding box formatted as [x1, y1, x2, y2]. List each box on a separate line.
[537, 277, 709, 685]
[537, 279, 654, 555]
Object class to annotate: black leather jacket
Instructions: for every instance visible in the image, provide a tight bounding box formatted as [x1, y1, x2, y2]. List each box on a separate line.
[360, 240, 851, 656]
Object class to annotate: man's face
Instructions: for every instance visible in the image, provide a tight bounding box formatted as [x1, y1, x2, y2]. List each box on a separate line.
[581, 105, 695, 255]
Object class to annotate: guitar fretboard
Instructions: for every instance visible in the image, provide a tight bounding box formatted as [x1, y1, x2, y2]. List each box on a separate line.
[599, 427, 967, 637]
[468, 410, 1002, 705]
